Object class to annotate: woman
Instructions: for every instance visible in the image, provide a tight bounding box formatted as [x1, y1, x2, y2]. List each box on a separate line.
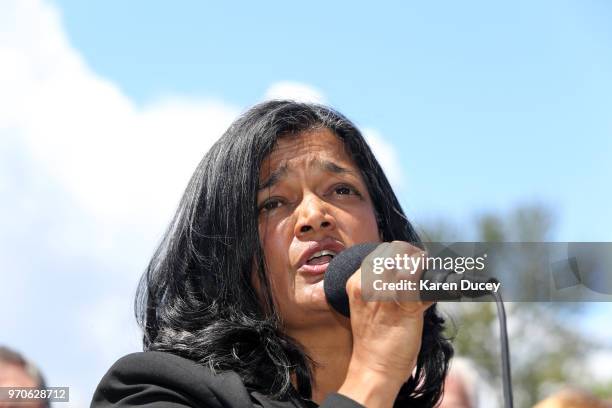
[92, 101, 453, 407]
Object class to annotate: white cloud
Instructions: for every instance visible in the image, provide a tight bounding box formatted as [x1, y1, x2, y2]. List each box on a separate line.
[264, 80, 326, 104]
[78, 293, 142, 363]
[1, 1, 238, 225]
[0, 0, 240, 270]
[362, 127, 405, 192]
[0, 0, 239, 403]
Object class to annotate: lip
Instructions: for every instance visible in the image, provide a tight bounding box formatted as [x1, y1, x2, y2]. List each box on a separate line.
[296, 238, 345, 278]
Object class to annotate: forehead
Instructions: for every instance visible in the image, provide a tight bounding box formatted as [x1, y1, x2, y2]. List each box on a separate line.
[259, 128, 357, 179]
[0, 362, 38, 386]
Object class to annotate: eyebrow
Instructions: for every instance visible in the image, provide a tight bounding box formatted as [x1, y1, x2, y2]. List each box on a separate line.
[258, 164, 289, 191]
[258, 159, 356, 191]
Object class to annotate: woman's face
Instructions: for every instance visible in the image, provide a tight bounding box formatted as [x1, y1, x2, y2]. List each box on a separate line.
[256, 128, 381, 330]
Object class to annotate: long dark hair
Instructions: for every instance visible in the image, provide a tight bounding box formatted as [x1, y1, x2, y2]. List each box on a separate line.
[136, 100, 452, 407]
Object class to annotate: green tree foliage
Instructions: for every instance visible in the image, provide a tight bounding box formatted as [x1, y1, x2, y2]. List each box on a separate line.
[420, 205, 611, 406]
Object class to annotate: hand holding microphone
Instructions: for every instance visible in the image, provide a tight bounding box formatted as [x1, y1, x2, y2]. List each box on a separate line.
[329, 241, 506, 408]
[334, 241, 434, 408]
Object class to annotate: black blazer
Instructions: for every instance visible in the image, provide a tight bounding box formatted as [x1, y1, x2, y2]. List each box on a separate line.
[91, 351, 365, 408]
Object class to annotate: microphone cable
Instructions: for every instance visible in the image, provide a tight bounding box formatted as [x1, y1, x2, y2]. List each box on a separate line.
[491, 288, 514, 408]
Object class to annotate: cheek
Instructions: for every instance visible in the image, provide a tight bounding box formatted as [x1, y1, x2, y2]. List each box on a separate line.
[259, 218, 291, 263]
[258, 218, 293, 291]
[343, 207, 381, 242]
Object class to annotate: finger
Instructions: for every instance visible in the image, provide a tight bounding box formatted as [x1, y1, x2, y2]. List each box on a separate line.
[395, 299, 435, 315]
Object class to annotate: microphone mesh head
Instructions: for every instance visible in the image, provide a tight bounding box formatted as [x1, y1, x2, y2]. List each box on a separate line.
[324, 242, 379, 317]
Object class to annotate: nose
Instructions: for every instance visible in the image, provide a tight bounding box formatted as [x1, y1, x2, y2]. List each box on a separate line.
[294, 194, 336, 238]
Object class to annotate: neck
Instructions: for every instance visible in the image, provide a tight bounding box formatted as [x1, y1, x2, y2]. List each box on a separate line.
[287, 319, 353, 405]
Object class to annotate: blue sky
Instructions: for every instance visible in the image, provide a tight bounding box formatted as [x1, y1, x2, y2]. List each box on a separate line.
[53, 0, 612, 240]
[1, 0, 611, 406]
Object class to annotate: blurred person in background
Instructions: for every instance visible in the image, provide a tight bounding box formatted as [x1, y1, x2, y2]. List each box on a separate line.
[533, 388, 612, 408]
[438, 356, 499, 408]
[0, 346, 47, 408]
[439, 357, 477, 408]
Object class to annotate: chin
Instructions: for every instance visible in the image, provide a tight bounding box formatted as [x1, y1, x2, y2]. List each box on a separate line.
[307, 278, 325, 297]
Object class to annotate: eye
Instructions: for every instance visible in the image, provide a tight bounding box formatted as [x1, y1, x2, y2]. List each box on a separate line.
[333, 184, 361, 196]
[258, 198, 284, 213]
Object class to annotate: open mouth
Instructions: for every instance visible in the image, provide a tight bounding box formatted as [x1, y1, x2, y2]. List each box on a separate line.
[305, 250, 337, 266]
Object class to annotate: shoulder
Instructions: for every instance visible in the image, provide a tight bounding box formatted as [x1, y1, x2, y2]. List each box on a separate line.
[91, 351, 253, 408]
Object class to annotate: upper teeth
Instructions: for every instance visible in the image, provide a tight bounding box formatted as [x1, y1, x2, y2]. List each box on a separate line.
[308, 250, 337, 261]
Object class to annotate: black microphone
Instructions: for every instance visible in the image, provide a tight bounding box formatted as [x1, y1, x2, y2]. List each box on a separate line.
[324, 242, 499, 317]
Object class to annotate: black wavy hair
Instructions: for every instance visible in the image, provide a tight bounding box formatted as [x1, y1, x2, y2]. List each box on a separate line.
[136, 100, 453, 407]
